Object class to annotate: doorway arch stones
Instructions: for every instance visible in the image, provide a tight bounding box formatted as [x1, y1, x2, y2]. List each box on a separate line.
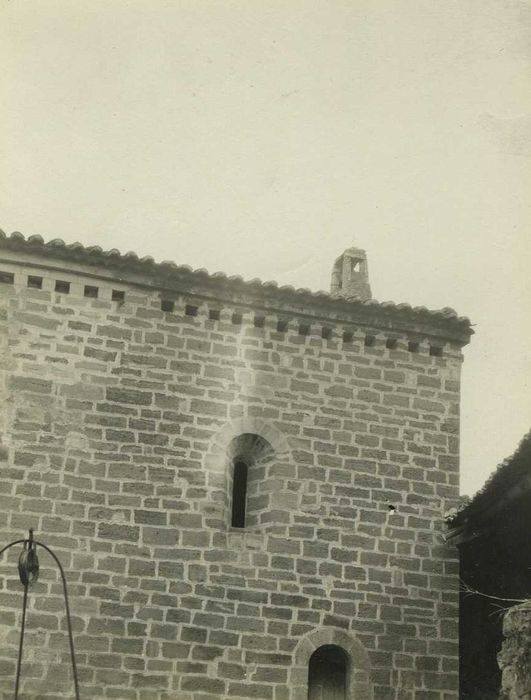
[290, 628, 373, 700]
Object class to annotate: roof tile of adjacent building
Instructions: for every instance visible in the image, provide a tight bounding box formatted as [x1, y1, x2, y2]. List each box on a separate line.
[0, 230, 473, 344]
[447, 430, 531, 543]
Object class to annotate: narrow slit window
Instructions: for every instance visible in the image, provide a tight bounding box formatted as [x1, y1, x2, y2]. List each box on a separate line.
[408, 340, 419, 353]
[364, 334, 376, 347]
[342, 331, 354, 344]
[277, 319, 288, 333]
[321, 327, 332, 340]
[209, 308, 220, 321]
[254, 316, 265, 328]
[386, 338, 398, 350]
[299, 323, 311, 336]
[430, 345, 443, 357]
[231, 461, 248, 528]
[185, 304, 198, 317]
[232, 312, 243, 325]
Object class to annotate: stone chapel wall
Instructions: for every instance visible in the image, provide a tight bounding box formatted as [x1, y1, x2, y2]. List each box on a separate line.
[0, 247, 467, 700]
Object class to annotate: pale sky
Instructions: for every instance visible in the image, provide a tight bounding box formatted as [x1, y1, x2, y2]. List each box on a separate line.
[1, 0, 530, 495]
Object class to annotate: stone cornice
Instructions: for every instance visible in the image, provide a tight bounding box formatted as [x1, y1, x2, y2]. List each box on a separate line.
[0, 230, 473, 345]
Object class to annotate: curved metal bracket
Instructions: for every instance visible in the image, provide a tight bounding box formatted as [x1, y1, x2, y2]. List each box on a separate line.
[0, 530, 80, 700]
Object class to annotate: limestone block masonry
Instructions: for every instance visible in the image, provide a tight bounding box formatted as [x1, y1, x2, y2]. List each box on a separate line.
[0, 233, 472, 700]
[498, 602, 531, 700]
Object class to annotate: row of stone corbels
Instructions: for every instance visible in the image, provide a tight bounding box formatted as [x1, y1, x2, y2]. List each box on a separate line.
[156, 295, 457, 356]
[0, 261, 461, 355]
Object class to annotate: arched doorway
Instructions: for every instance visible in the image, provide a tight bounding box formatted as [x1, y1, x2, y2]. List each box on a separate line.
[308, 645, 348, 700]
[290, 628, 372, 700]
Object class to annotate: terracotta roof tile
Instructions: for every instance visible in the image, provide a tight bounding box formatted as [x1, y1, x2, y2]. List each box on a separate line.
[0, 230, 473, 342]
[447, 431, 531, 542]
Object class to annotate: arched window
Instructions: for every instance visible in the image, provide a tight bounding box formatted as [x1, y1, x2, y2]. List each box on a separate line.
[231, 460, 248, 528]
[227, 433, 275, 529]
[308, 645, 348, 700]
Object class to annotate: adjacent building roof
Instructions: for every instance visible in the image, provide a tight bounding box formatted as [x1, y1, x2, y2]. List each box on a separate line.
[0, 230, 473, 344]
[447, 431, 531, 544]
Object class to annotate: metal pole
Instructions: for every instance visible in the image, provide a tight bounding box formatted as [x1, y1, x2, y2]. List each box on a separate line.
[13, 583, 28, 700]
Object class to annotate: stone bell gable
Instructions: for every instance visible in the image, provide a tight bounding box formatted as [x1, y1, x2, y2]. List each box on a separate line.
[330, 247, 372, 301]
